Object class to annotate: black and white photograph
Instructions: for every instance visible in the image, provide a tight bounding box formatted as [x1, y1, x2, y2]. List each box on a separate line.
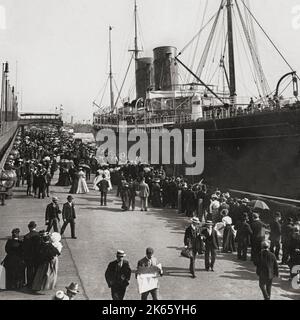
[0, 0, 300, 304]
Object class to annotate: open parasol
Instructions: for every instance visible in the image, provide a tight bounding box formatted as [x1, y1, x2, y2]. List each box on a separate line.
[249, 199, 270, 211]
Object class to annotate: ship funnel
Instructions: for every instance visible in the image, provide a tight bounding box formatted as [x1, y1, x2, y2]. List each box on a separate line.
[136, 57, 154, 99]
[153, 46, 178, 91]
[4, 62, 9, 73]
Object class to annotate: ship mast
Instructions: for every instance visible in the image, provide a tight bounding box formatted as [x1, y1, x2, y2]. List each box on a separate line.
[109, 26, 114, 113]
[134, 0, 139, 65]
[227, 0, 236, 102]
[129, 0, 141, 99]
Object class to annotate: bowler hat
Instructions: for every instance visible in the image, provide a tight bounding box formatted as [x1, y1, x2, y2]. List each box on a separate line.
[67, 195, 74, 200]
[28, 221, 37, 229]
[65, 282, 79, 294]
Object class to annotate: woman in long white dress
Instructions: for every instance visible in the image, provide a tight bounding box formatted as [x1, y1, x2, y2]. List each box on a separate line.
[76, 168, 89, 194]
[93, 168, 104, 190]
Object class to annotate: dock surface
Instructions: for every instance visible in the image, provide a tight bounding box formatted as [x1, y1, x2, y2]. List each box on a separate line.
[0, 175, 299, 300]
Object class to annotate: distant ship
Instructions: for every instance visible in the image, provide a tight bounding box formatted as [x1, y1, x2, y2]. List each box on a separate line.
[0, 62, 19, 163]
[92, 0, 300, 199]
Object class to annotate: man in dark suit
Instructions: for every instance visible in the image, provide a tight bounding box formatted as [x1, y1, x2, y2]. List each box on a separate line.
[235, 213, 253, 261]
[23, 221, 40, 289]
[105, 250, 132, 300]
[184, 217, 203, 278]
[45, 196, 61, 233]
[269, 212, 282, 260]
[256, 240, 279, 300]
[251, 212, 267, 266]
[202, 221, 219, 271]
[60, 195, 77, 239]
[97, 174, 109, 206]
[281, 217, 294, 265]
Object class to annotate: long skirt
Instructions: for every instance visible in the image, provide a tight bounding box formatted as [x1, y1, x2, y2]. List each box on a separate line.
[32, 257, 58, 291]
[76, 177, 89, 194]
[222, 225, 236, 253]
[4, 259, 25, 290]
[69, 177, 79, 194]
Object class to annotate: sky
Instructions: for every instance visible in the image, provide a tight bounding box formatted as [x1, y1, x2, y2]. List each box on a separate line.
[0, 0, 299, 122]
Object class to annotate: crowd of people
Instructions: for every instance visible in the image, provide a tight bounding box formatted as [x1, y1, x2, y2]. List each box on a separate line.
[2, 126, 300, 300]
[8, 128, 96, 199]
[93, 162, 300, 300]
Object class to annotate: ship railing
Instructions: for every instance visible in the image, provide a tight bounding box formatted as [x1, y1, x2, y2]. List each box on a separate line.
[93, 101, 300, 127]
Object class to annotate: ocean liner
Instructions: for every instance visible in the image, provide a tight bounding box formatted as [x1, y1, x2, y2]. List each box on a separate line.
[0, 62, 19, 164]
[92, 0, 300, 199]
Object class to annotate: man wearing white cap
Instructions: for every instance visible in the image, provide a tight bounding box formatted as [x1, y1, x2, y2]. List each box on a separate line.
[105, 250, 132, 300]
[184, 217, 203, 278]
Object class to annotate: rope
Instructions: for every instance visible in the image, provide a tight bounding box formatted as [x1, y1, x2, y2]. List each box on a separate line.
[98, 77, 110, 108]
[187, 0, 209, 83]
[233, 4, 263, 99]
[178, 8, 221, 55]
[240, 0, 295, 72]
[114, 53, 134, 110]
[196, 0, 225, 79]
[235, 0, 270, 98]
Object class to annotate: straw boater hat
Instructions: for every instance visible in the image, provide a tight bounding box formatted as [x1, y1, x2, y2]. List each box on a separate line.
[66, 282, 80, 294]
[116, 250, 126, 257]
[54, 290, 69, 300]
[206, 221, 213, 226]
[191, 217, 200, 224]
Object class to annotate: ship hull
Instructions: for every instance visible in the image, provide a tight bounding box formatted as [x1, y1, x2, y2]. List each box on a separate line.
[93, 108, 300, 199]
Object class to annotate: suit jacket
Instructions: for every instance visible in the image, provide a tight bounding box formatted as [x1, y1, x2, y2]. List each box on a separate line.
[184, 225, 203, 253]
[105, 260, 131, 288]
[269, 220, 281, 242]
[251, 220, 266, 242]
[97, 179, 109, 193]
[202, 228, 219, 250]
[256, 249, 279, 280]
[139, 181, 150, 198]
[281, 223, 294, 243]
[235, 221, 253, 244]
[62, 202, 76, 221]
[22, 230, 41, 264]
[45, 203, 61, 221]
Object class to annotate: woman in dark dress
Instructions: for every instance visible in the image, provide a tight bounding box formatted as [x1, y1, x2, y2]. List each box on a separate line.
[69, 168, 79, 194]
[32, 232, 61, 291]
[3, 228, 25, 290]
[151, 179, 162, 207]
